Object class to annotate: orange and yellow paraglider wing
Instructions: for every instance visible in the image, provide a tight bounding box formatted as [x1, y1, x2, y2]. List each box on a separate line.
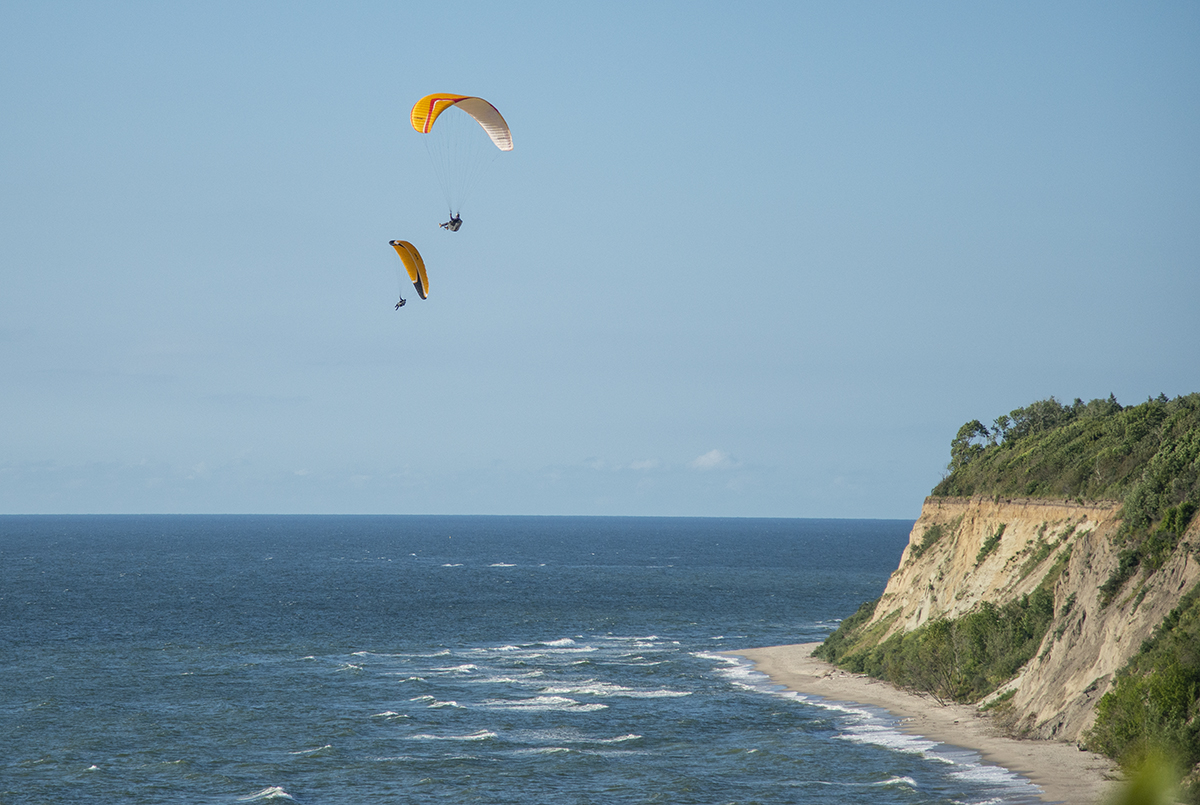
[410, 93, 471, 134]
[410, 93, 513, 151]
[389, 240, 429, 299]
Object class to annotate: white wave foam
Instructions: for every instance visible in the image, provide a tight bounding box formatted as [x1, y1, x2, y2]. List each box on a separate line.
[592, 733, 642, 744]
[441, 563, 463, 567]
[431, 663, 478, 673]
[483, 695, 608, 713]
[408, 730, 496, 741]
[489, 562, 516, 567]
[409, 694, 464, 708]
[287, 744, 332, 755]
[722, 655, 1042, 800]
[874, 776, 917, 788]
[540, 681, 690, 699]
[540, 638, 576, 647]
[238, 787, 296, 802]
[694, 650, 742, 664]
[468, 671, 546, 685]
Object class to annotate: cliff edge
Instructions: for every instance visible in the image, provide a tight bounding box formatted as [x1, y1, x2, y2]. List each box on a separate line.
[870, 495, 1200, 742]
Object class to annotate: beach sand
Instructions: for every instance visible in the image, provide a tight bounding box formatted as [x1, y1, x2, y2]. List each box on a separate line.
[729, 643, 1119, 805]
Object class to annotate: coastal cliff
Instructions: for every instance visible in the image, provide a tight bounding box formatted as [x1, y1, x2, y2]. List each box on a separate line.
[873, 495, 1199, 742]
[815, 393, 1200, 798]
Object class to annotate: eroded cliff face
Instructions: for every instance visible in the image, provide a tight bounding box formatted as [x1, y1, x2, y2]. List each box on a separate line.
[866, 496, 1200, 743]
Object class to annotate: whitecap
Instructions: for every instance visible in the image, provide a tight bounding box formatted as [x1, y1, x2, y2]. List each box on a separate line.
[287, 744, 332, 755]
[591, 733, 642, 744]
[694, 651, 742, 665]
[489, 562, 516, 567]
[237, 787, 296, 802]
[441, 563, 463, 567]
[408, 730, 496, 741]
[540, 681, 691, 699]
[539, 638, 576, 647]
[873, 776, 917, 788]
[483, 695, 608, 713]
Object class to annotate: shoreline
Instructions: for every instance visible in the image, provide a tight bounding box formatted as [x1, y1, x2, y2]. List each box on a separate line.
[727, 643, 1119, 805]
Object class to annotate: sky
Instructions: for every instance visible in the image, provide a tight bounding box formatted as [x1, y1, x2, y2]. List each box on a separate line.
[2, 2, 1198, 518]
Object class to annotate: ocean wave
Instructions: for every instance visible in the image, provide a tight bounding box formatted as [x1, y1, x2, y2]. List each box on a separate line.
[430, 663, 478, 673]
[467, 671, 546, 685]
[539, 681, 691, 699]
[237, 787, 296, 802]
[875, 776, 917, 788]
[408, 695, 465, 708]
[287, 744, 332, 755]
[408, 730, 497, 741]
[539, 637, 577, 647]
[591, 733, 642, 744]
[489, 562, 516, 567]
[483, 695, 608, 713]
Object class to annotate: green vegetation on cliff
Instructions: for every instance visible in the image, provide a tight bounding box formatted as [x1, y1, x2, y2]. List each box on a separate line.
[813, 551, 1066, 705]
[936, 393, 1200, 604]
[934, 393, 1200, 537]
[1087, 582, 1200, 801]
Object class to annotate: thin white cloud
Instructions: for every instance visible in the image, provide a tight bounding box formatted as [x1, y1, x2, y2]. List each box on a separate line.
[689, 449, 733, 471]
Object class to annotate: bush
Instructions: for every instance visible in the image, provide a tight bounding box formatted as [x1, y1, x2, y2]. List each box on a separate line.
[1087, 582, 1200, 800]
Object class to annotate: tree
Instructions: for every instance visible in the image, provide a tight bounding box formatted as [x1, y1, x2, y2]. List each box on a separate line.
[950, 420, 991, 473]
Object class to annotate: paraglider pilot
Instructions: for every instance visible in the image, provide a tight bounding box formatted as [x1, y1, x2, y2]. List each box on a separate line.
[440, 213, 462, 232]
[395, 296, 406, 309]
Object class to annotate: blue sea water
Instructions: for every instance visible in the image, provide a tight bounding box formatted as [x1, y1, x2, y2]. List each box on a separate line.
[0, 516, 1047, 804]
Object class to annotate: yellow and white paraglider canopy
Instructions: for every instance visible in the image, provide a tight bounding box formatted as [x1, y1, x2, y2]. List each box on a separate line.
[410, 94, 513, 151]
[389, 240, 428, 299]
[410, 94, 512, 217]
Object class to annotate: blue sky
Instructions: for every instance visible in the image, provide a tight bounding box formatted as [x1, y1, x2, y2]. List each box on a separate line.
[3, 2, 1198, 517]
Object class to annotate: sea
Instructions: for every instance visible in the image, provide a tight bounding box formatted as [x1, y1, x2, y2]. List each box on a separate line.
[0, 515, 1049, 804]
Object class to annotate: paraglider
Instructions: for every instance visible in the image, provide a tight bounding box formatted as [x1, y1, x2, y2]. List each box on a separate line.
[410, 94, 512, 229]
[389, 239, 428, 309]
[383, 94, 510, 310]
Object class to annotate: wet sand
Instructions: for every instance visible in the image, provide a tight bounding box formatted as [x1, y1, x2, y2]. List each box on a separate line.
[729, 643, 1119, 805]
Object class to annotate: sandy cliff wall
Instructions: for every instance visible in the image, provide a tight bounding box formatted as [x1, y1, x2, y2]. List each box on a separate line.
[866, 496, 1200, 743]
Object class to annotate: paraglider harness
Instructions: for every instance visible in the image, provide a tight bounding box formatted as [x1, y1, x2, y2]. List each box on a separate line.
[395, 296, 406, 309]
[440, 213, 462, 232]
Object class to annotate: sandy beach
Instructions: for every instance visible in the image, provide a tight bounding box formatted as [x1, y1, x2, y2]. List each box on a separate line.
[729, 643, 1120, 805]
